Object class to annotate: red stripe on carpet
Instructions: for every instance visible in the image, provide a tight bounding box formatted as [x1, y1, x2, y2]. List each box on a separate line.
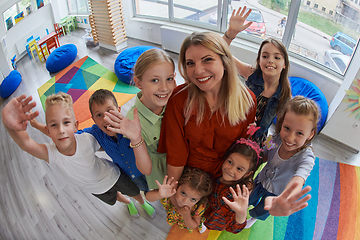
[338, 163, 357, 240]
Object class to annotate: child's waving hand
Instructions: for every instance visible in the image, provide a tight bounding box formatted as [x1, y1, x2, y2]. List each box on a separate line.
[104, 108, 142, 143]
[2, 95, 39, 131]
[264, 181, 312, 216]
[157, 175, 177, 199]
[223, 184, 249, 224]
[225, 6, 253, 41]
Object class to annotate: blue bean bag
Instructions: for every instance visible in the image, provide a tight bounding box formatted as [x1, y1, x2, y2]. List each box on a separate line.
[46, 44, 77, 73]
[0, 70, 22, 98]
[114, 45, 157, 84]
[274, 77, 328, 132]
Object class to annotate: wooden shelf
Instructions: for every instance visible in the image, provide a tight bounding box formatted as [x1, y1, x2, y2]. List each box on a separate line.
[88, 0, 126, 48]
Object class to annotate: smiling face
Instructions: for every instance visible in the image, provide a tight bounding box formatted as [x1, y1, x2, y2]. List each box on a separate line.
[258, 42, 286, 81]
[134, 62, 176, 115]
[279, 111, 315, 158]
[221, 152, 251, 183]
[46, 103, 78, 156]
[174, 183, 203, 209]
[91, 98, 120, 137]
[185, 44, 225, 95]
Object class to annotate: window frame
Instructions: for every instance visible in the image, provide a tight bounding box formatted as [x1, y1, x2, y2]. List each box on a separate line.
[131, 0, 358, 78]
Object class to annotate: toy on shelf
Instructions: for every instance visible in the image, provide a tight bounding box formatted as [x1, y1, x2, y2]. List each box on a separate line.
[11, 55, 17, 70]
[14, 11, 24, 24]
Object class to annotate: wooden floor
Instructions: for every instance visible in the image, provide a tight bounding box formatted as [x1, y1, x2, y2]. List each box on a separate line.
[1, 28, 359, 240]
[0, 29, 180, 240]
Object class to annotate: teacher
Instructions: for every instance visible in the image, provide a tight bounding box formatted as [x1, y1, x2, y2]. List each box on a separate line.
[158, 31, 257, 181]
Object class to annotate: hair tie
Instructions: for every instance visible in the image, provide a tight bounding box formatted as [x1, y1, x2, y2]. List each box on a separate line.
[236, 138, 263, 167]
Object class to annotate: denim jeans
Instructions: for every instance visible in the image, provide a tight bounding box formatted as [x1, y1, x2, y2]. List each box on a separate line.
[248, 181, 277, 221]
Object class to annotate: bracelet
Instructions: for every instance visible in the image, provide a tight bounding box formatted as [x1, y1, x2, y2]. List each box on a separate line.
[224, 31, 235, 40]
[130, 137, 144, 148]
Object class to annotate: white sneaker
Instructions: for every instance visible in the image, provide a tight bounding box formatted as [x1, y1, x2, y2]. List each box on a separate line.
[199, 223, 207, 234]
[244, 217, 257, 229]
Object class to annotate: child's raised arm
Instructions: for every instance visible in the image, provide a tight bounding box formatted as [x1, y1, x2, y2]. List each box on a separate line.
[223, 6, 252, 45]
[146, 175, 177, 202]
[222, 184, 249, 225]
[223, 6, 254, 79]
[264, 181, 311, 216]
[30, 114, 49, 136]
[2, 95, 49, 162]
[104, 108, 152, 175]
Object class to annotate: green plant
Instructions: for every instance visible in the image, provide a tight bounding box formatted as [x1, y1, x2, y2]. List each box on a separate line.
[270, 0, 289, 12]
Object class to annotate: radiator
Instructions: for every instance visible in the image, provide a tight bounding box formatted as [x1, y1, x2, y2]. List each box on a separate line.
[160, 25, 192, 54]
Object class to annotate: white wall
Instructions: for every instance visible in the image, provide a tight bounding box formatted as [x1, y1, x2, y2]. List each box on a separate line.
[321, 44, 360, 150]
[50, 0, 69, 23]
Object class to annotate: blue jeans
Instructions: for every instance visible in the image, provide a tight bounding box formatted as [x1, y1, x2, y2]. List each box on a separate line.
[248, 182, 276, 220]
[132, 175, 149, 193]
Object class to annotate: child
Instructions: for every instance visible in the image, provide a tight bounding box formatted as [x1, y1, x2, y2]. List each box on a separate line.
[277, 17, 287, 36]
[223, 7, 292, 145]
[2, 93, 149, 216]
[247, 96, 318, 227]
[30, 89, 156, 218]
[126, 48, 177, 190]
[204, 138, 262, 233]
[145, 167, 212, 233]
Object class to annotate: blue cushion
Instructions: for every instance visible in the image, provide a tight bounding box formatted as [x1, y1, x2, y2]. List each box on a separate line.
[0, 70, 22, 98]
[46, 44, 77, 73]
[114, 46, 157, 84]
[289, 77, 328, 131]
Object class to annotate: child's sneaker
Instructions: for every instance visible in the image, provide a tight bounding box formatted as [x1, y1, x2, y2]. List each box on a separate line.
[244, 217, 257, 229]
[199, 223, 207, 234]
[127, 200, 139, 218]
[141, 201, 156, 218]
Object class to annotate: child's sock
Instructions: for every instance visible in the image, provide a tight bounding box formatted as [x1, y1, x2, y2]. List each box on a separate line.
[141, 201, 156, 218]
[244, 217, 257, 229]
[127, 200, 139, 218]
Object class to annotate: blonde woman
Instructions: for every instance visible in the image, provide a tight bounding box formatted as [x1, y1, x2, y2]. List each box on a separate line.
[158, 31, 256, 181]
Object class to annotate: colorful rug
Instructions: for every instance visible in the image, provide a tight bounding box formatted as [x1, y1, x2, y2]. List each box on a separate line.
[37, 56, 139, 129]
[167, 157, 360, 240]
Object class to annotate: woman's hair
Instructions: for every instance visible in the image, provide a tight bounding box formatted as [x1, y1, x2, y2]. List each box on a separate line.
[275, 95, 320, 148]
[178, 167, 212, 204]
[255, 38, 292, 113]
[178, 31, 254, 126]
[88, 89, 118, 116]
[45, 92, 75, 122]
[133, 48, 175, 82]
[222, 139, 263, 190]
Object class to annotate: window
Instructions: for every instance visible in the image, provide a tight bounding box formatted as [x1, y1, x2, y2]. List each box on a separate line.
[133, 0, 360, 76]
[3, 4, 17, 30]
[134, 0, 169, 19]
[67, 0, 89, 15]
[173, 0, 219, 28]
